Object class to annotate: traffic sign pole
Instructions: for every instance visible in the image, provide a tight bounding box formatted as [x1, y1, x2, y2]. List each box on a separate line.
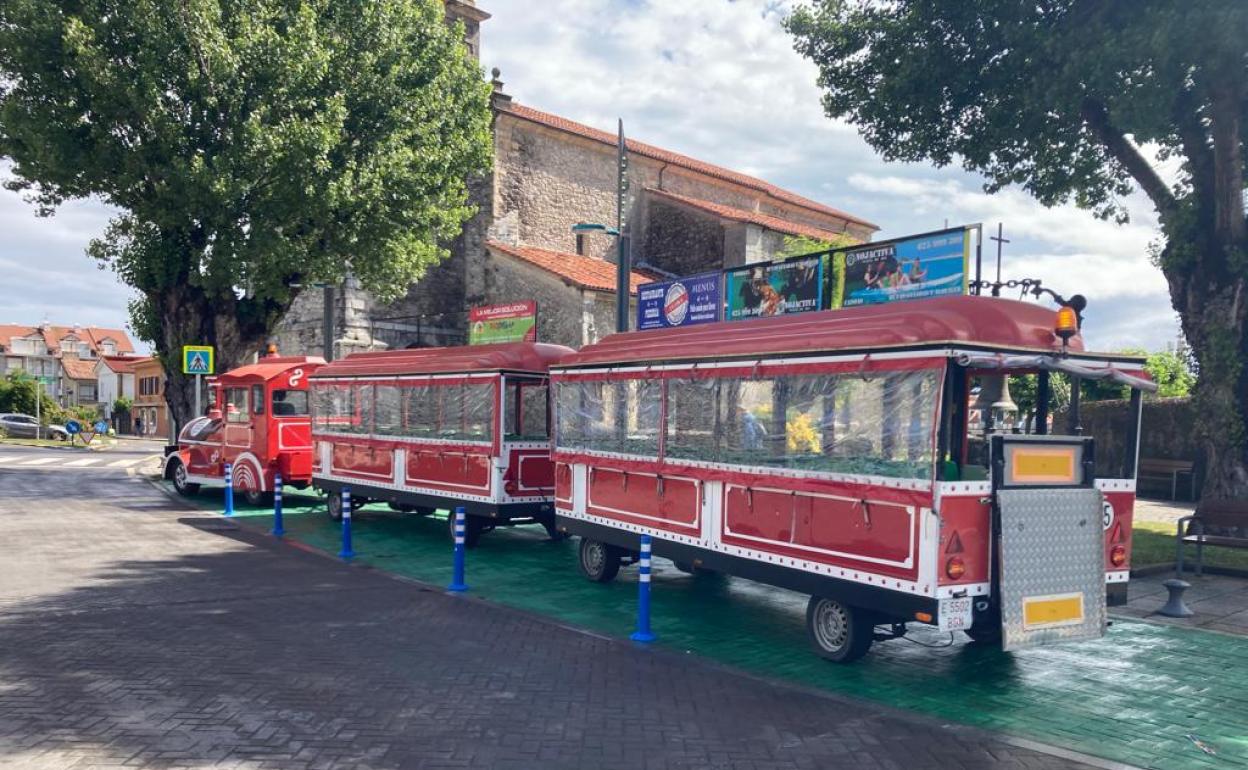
[194, 374, 201, 418]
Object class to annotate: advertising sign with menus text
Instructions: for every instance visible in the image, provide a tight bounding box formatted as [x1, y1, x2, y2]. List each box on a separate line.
[636, 272, 722, 331]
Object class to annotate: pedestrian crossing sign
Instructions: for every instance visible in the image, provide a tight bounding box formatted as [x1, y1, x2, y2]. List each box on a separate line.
[182, 345, 215, 375]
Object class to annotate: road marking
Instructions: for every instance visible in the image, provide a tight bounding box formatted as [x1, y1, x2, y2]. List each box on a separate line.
[64, 458, 103, 467]
[19, 457, 59, 466]
[107, 457, 150, 468]
[0, 455, 28, 464]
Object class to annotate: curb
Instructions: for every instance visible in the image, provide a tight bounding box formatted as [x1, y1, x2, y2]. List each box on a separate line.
[147, 476, 1146, 770]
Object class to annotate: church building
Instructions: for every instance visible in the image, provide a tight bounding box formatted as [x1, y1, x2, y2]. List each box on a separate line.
[271, 0, 877, 356]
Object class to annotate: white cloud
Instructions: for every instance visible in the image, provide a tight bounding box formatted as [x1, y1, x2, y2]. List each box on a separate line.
[1, 0, 1178, 354]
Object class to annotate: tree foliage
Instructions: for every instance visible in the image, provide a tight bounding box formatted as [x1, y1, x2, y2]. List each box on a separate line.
[1145, 349, 1197, 399]
[0, 0, 493, 424]
[0, 372, 61, 421]
[787, 1, 1248, 498]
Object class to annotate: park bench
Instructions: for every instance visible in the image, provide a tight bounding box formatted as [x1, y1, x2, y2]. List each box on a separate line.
[1138, 457, 1197, 501]
[1176, 499, 1248, 576]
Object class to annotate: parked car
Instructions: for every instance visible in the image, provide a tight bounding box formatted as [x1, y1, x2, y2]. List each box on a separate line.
[0, 413, 70, 440]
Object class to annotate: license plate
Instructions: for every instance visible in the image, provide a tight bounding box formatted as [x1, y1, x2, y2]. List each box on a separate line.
[938, 597, 973, 632]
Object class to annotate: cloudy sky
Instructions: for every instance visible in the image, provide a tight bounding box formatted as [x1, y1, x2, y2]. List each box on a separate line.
[1, 0, 1179, 352]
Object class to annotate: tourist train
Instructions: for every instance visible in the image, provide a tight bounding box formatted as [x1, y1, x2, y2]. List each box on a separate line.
[169, 295, 1153, 661]
[306, 343, 573, 545]
[163, 353, 325, 504]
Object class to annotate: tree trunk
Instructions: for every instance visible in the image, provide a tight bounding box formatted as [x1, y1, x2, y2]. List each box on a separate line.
[1171, 269, 1248, 502]
[154, 285, 269, 434]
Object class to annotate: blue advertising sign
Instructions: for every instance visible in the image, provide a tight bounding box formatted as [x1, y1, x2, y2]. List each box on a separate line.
[636, 272, 722, 331]
[840, 227, 970, 307]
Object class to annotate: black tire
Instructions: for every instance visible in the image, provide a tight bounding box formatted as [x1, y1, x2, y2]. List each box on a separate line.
[326, 491, 344, 522]
[170, 460, 200, 497]
[964, 617, 1003, 645]
[447, 512, 484, 548]
[805, 596, 875, 663]
[578, 538, 621, 583]
[543, 521, 570, 542]
[414, 506, 437, 516]
[674, 560, 716, 577]
[243, 488, 273, 507]
[388, 502, 416, 513]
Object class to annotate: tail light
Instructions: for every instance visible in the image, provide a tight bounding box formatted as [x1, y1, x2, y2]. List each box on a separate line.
[945, 556, 966, 580]
[1110, 545, 1127, 568]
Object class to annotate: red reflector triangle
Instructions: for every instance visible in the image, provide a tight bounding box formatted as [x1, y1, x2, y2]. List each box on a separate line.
[1110, 521, 1125, 544]
[946, 530, 964, 554]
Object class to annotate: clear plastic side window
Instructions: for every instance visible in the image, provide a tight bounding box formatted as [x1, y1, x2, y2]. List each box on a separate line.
[374, 385, 402, 436]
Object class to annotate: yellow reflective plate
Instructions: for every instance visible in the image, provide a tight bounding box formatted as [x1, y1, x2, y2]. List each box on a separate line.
[1023, 593, 1085, 630]
[1008, 447, 1077, 484]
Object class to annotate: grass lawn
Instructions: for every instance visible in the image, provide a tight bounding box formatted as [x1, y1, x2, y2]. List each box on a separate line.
[1132, 519, 1248, 571]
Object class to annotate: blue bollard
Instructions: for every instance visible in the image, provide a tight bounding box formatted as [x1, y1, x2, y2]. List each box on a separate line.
[630, 534, 657, 643]
[338, 486, 355, 560]
[223, 462, 234, 517]
[271, 473, 285, 537]
[447, 507, 469, 592]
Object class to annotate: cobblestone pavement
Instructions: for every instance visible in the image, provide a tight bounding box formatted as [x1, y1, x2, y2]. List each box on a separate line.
[1118, 572, 1248, 635]
[1132, 499, 1196, 526]
[0, 468, 1106, 770]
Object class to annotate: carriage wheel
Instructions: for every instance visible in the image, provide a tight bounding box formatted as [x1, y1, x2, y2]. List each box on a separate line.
[326, 490, 344, 521]
[805, 596, 874, 663]
[170, 459, 200, 496]
[577, 538, 621, 583]
[447, 512, 484, 548]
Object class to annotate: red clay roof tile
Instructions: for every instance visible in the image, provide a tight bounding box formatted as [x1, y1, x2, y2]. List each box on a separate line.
[647, 188, 864, 244]
[488, 242, 656, 294]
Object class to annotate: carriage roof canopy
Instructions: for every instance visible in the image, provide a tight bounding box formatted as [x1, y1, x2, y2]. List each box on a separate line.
[311, 342, 575, 379]
[557, 295, 1124, 368]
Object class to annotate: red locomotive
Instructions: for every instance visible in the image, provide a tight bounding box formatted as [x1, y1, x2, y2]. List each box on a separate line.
[550, 295, 1154, 661]
[164, 352, 325, 504]
[307, 342, 574, 545]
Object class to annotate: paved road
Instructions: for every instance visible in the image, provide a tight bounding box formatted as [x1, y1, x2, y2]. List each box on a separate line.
[0, 441, 163, 475]
[0, 467, 1105, 770]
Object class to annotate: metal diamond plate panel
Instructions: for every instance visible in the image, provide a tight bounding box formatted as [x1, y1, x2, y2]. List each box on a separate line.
[998, 487, 1106, 651]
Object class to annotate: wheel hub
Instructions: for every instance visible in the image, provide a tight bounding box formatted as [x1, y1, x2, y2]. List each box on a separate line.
[582, 542, 605, 574]
[812, 600, 849, 651]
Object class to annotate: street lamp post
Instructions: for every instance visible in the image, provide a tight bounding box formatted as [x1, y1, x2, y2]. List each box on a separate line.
[571, 222, 628, 333]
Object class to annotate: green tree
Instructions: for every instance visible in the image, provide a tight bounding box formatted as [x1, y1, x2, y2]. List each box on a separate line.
[788, 2, 1248, 500]
[1145, 349, 1197, 399]
[0, 0, 493, 427]
[0, 371, 61, 421]
[776, 233, 859, 259]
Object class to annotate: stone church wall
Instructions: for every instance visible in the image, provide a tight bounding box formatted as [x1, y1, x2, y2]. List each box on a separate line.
[482, 251, 587, 349]
[640, 197, 727, 276]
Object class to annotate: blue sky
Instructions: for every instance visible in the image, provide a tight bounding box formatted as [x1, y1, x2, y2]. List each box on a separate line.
[0, 0, 1180, 352]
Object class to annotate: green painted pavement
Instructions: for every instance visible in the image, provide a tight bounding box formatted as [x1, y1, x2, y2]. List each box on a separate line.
[185, 486, 1248, 770]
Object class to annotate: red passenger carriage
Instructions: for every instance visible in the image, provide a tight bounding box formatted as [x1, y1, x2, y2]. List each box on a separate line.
[550, 295, 1154, 661]
[164, 354, 325, 505]
[308, 342, 573, 545]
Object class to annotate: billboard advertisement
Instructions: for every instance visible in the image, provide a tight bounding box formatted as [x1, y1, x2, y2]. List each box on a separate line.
[724, 255, 823, 321]
[636, 272, 722, 331]
[839, 227, 970, 307]
[468, 301, 537, 345]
